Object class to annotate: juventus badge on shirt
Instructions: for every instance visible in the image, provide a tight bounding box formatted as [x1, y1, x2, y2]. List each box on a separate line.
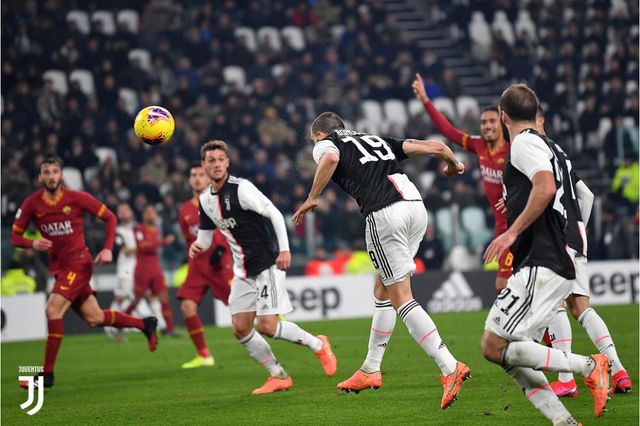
[224, 195, 231, 211]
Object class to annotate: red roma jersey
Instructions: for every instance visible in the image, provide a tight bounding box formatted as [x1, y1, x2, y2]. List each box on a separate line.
[12, 188, 115, 273]
[424, 102, 509, 234]
[179, 197, 231, 268]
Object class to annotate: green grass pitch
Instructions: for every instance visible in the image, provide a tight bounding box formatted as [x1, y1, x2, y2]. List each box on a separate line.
[2, 305, 637, 425]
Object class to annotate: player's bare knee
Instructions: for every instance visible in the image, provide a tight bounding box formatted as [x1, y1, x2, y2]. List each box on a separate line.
[373, 283, 388, 300]
[256, 317, 277, 337]
[85, 312, 104, 327]
[232, 318, 253, 340]
[45, 304, 63, 320]
[566, 295, 589, 319]
[481, 331, 505, 364]
[180, 300, 197, 317]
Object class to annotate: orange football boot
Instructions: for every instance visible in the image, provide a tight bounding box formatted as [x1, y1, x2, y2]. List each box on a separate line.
[315, 335, 337, 376]
[337, 370, 382, 393]
[440, 362, 471, 409]
[583, 354, 610, 417]
[252, 376, 293, 395]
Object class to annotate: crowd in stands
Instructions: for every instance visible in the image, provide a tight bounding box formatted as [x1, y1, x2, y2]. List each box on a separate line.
[1, 0, 637, 279]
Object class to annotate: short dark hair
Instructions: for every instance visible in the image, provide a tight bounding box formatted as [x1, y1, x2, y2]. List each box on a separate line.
[311, 112, 345, 134]
[189, 162, 203, 171]
[537, 104, 545, 118]
[200, 140, 228, 160]
[482, 106, 499, 115]
[40, 155, 63, 169]
[499, 84, 539, 122]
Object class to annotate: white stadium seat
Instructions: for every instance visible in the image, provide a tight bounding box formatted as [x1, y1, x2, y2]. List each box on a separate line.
[223, 66, 246, 89]
[118, 88, 138, 116]
[256, 26, 282, 51]
[43, 70, 68, 95]
[355, 118, 380, 135]
[383, 99, 408, 128]
[435, 207, 454, 250]
[418, 171, 436, 193]
[515, 10, 537, 40]
[116, 9, 139, 33]
[66, 10, 90, 34]
[597, 117, 612, 145]
[432, 97, 457, 122]
[69, 69, 95, 96]
[281, 26, 305, 50]
[235, 27, 257, 52]
[128, 48, 152, 72]
[95, 147, 118, 169]
[460, 206, 492, 248]
[91, 10, 116, 35]
[407, 98, 424, 117]
[62, 167, 83, 190]
[456, 96, 480, 118]
[469, 12, 492, 60]
[492, 11, 515, 46]
[362, 100, 384, 123]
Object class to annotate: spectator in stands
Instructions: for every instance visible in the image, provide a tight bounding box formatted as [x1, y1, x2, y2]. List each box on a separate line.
[305, 247, 338, 276]
[610, 152, 639, 211]
[416, 221, 445, 270]
[604, 116, 639, 168]
[592, 203, 634, 260]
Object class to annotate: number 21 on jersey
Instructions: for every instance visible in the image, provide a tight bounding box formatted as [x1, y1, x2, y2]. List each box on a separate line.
[342, 135, 396, 164]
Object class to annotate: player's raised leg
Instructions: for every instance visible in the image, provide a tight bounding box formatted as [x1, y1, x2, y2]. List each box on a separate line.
[81, 294, 158, 352]
[338, 276, 395, 392]
[233, 311, 292, 395]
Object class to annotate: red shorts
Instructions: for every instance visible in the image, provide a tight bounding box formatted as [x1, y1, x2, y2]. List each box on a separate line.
[176, 261, 232, 305]
[134, 267, 168, 297]
[52, 260, 95, 312]
[497, 250, 514, 279]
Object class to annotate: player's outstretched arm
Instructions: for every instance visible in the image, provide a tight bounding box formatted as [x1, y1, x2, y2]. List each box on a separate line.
[292, 151, 339, 225]
[402, 139, 464, 176]
[483, 171, 556, 263]
[412, 73, 469, 147]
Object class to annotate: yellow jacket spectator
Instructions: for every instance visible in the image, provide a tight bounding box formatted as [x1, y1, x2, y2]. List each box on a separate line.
[611, 157, 639, 204]
[1, 267, 37, 295]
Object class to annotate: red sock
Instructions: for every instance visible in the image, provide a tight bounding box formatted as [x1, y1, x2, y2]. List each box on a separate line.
[161, 302, 174, 332]
[102, 309, 144, 330]
[43, 319, 64, 373]
[185, 315, 210, 357]
[124, 300, 138, 315]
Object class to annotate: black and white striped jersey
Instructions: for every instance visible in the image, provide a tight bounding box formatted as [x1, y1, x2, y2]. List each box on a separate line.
[312, 129, 422, 217]
[503, 129, 576, 280]
[198, 175, 278, 278]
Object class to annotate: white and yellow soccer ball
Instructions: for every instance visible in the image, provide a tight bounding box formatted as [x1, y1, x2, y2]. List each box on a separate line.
[133, 106, 175, 145]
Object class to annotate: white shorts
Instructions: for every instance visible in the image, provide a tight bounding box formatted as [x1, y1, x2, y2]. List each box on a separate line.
[570, 252, 589, 297]
[365, 201, 427, 286]
[485, 266, 573, 341]
[229, 265, 293, 316]
[114, 276, 134, 298]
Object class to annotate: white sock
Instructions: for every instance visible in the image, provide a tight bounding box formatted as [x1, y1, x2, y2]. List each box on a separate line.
[274, 321, 323, 352]
[503, 341, 594, 376]
[548, 308, 574, 382]
[578, 307, 624, 374]
[505, 366, 576, 425]
[398, 299, 457, 376]
[361, 299, 396, 373]
[239, 330, 287, 378]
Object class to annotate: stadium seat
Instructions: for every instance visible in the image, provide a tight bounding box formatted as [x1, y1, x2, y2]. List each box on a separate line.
[329, 25, 345, 42]
[342, 119, 354, 130]
[432, 97, 457, 122]
[118, 88, 138, 116]
[95, 147, 118, 169]
[625, 79, 638, 94]
[355, 118, 380, 135]
[66, 10, 90, 34]
[435, 207, 454, 250]
[91, 10, 116, 35]
[514, 10, 536, 40]
[362, 100, 384, 123]
[256, 26, 282, 51]
[69, 69, 95, 96]
[407, 98, 424, 117]
[116, 9, 139, 33]
[460, 206, 492, 248]
[281, 26, 305, 50]
[623, 116, 635, 129]
[62, 167, 84, 190]
[469, 12, 492, 60]
[235, 27, 257, 52]
[456, 96, 480, 119]
[597, 117, 612, 145]
[128, 48, 152, 72]
[83, 166, 99, 184]
[418, 171, 436, 193]
[43, 70, 68, 95]
[492, 11, 515, 46]
[223, 66, 246, 89]
[383, 99, 408, 128]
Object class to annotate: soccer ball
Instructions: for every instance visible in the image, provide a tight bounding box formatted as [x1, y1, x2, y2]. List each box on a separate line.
[133, 106, 175, 145]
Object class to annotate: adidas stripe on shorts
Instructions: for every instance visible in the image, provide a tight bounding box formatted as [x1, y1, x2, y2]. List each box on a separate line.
[365, 200, 427, 286]
[484, 265, 573, 341]
[229, 265, 293, 316]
